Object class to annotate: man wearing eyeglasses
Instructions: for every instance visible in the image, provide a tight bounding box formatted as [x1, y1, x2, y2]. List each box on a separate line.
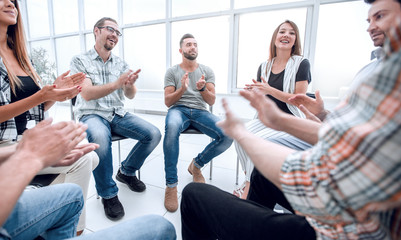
[70, 17, 161, 221]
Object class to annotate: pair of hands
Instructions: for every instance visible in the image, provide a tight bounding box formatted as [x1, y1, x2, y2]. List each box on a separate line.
[244, 77, 325, 122]
[16, 118, 98, 169]
[40, 70, 86, 102]
[245, 77, 273, 95]
[217, 89, 326, 140]
[217, 89, 285, 140]
[116, 69, 141, 89]
[181, 72, 206, 91]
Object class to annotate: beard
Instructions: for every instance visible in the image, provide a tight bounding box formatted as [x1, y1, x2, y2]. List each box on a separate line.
[183, 51, 198, 60]
[104, 43, 114, 51]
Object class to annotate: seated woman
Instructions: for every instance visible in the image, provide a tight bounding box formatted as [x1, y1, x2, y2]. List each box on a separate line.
[0, 0, 98, 235]
[234, 20, 311, 199]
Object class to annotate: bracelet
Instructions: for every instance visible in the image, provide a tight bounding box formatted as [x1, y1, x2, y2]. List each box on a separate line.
[198, 85, 206, 92]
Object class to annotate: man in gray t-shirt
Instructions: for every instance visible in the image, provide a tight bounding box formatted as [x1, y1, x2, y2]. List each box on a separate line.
[163, 34, 233, 212]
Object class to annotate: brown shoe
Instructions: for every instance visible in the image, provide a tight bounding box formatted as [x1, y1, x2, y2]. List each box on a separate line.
[188, 159, 205, 183]
[164, 186, 178, 212]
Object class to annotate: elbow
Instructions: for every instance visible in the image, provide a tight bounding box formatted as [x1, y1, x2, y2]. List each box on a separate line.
[165, 100, 172, 108]
[80, 93, 93, 102]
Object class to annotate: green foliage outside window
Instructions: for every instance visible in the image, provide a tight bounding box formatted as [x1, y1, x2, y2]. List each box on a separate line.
[30, 47, 56, 86]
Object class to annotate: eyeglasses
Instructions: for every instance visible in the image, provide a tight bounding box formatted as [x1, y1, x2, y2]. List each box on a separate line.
[98, 26, 122, 37]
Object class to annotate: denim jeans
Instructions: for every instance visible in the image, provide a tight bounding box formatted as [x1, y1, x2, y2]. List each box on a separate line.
[68, 215, 176, 240]
[80, 113, 161, 198]
[163, 106, 233, 186]
[1, 184, 83, 240]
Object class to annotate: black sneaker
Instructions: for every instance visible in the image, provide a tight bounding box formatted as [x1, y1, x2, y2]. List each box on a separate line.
[101, 196, 125, 221]
[116, 170, 146, 192]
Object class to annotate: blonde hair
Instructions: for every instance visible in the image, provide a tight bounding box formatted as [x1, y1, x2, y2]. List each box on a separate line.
[0, 0, 41, 95]
[268, 20, 302, 62]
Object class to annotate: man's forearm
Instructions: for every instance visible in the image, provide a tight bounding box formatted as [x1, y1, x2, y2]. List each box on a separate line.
[123, 84, 137, 99]
[277, 114, 321, 145]
[0, 152, 43, 226]
[165, 88, 185, 107]
[81, 82, 118, 101]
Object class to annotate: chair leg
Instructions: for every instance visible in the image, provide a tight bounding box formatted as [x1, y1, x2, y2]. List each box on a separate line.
[236, 157, 239, 185]
[118, 140, 121, 167]
[209, 160, 213, 180]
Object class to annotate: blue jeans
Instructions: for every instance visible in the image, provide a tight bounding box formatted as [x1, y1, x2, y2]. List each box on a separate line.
[69, 215, 176, 240]
[1, 184, 83, 240]
[163, 106, 233, 186]
[80, 113, 161, 199]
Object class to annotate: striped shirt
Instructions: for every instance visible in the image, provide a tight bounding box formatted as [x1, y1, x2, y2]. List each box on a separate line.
[70, 48, 129, 122]
[280, 22, 401, 239]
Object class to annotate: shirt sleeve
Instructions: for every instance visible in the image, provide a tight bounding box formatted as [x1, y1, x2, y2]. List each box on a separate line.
[70, 56, 86, 75]
[164, 67, 177, 89]
[295, 59, 311, 83]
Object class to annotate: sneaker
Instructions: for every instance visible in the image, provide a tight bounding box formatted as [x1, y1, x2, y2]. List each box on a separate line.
[101, 196, 125, 221]
[164, 186, 178, 212]
[116, 169, 146, 192]
[188, 159, 205, 183]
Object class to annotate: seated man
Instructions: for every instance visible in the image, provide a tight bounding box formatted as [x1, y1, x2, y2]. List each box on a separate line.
[163, 34, 233, 212]
[70, 17, 161, 220]
[0, 119, 176, 240]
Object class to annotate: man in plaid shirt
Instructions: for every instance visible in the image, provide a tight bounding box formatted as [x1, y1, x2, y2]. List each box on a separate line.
[180, 0, 401, 239]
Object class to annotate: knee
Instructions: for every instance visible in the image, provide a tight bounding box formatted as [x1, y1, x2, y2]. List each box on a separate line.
[147, 215, 176, 239]
[61, 183, 84, 205]
[220, 135, 233, 148]
[149, 127, 162, 143]
[182, 182, 204, 202]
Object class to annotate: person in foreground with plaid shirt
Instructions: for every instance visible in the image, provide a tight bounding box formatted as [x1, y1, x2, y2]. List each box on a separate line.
[180, 1, 401, 239]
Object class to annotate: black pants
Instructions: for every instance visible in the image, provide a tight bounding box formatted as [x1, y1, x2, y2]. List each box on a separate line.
[181, 169, 316, 240]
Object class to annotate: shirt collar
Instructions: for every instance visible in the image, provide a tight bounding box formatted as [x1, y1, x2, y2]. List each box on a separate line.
[370, 47, 385, 61]
[89, 47, 114, 63]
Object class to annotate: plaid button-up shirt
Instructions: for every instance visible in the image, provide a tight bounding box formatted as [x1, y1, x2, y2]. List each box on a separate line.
[0, 58, 44, 142]
[70, 48, 129, 122]
[280, 22, 401, 239]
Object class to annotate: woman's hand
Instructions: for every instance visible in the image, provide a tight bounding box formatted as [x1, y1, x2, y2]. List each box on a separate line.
[244, 77, 272, 95]
[39, 84, 82, 102]
[240, 89, 286, 131]
[216, 98, 247, 141]
[53, 70, 86, 89]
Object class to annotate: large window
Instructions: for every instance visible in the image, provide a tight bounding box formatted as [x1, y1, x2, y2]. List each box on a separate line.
[172, 0, 230, 17]
[23, 0, 370, 99]
[26, 0, 50, 38]
[124, 24, 166, 90]
[314, 1, 371, 97]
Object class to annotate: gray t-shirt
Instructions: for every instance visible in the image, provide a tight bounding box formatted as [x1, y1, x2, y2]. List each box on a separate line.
[164, 64, 215, 110]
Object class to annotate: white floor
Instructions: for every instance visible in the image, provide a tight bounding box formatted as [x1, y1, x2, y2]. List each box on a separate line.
[48, 103, 245, 240]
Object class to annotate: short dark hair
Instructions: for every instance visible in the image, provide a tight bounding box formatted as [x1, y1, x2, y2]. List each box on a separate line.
[179, 33, 195, 48]
[93, 17, 118, 39]
[364, 0, 401, 4]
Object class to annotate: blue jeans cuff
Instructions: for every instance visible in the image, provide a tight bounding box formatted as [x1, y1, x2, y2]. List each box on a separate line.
[166, 182, 178, 188]
[193, 158, 203, 168]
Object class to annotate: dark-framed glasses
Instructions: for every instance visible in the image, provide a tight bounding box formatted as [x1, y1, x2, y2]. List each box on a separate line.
[98, 26, 122, 37]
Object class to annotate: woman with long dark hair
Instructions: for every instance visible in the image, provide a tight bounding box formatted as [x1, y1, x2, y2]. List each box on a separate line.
[0, 0, 98, 235]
